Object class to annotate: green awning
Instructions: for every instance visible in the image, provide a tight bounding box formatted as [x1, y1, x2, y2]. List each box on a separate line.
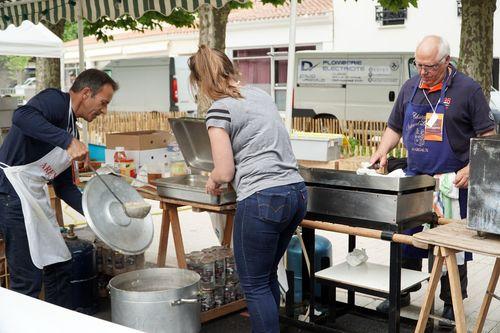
[0, 0, 244, 30]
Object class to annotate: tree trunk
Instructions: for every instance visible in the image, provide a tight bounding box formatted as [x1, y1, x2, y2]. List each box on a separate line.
[458, 0, 496, 101]
[198, 3, 231, 51]
[36, 20, 65, 92]
[197, 3, 231, 116]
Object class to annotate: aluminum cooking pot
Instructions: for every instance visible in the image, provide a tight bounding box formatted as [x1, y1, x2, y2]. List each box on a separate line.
[109, 268, 201, 333]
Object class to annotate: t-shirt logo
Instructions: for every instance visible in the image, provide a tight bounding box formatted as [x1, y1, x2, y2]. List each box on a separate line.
[443, 97, 452, 107]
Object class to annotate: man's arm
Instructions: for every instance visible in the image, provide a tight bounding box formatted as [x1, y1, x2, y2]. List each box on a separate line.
[454, 128, 497, 188]
[370, 127, 402, 168]
[13, 105, 73, 149]
[52, 167, 83, 215]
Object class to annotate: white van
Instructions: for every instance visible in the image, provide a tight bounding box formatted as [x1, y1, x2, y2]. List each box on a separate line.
[103, 56, 196, 114]
[293, 51, 415, 121]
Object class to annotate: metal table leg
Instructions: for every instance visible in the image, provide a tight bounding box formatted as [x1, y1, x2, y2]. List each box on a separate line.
[389, 241, 402, 333]
[302, 227, 316, 323]
[348, 234, 356, 307]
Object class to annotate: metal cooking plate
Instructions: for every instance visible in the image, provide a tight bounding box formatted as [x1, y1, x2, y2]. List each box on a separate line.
[82, 175, 154, 255]
[299, 167, 436, 192]
[169, 117, 214, 172]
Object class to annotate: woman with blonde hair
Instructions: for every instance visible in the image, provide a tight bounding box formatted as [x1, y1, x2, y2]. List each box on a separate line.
[189, 45, 307, 333]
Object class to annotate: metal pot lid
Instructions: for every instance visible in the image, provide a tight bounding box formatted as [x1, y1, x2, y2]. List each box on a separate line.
[82, 174, 154, 255]
[168, 118, 214, 172]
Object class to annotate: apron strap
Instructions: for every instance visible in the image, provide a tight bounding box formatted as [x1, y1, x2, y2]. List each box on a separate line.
[0, 162, 11, 169]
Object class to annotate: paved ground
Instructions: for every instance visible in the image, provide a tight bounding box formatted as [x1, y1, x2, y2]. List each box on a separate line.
[64, 200, 500, 332]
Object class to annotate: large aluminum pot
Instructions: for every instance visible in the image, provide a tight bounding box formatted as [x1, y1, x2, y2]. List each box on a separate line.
[109, 268, 200, 333]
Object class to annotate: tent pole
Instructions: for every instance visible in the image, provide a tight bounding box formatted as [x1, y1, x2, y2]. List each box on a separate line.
[77, 0, 85, 73]
[284, 0, 297, 133]
[76, 0, 88, 143]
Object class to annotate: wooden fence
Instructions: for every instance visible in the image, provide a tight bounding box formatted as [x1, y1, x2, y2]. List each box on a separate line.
[292, 117, 406, 158]
[87, 111, 186, 146]
[87, 112, 406, 158]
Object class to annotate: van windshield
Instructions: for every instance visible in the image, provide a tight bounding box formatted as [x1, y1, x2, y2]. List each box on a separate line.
[408, 57, 418, 78]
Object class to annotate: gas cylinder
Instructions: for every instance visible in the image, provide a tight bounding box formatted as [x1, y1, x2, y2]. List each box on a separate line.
[64, 225, 98, 314]
[286, 234, 332, 303]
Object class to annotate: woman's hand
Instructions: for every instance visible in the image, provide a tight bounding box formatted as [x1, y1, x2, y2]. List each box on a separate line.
[206, 176, 223, 195]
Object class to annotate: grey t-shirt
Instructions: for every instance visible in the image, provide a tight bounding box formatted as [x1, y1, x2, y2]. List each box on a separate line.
[205, 86, 303, 201]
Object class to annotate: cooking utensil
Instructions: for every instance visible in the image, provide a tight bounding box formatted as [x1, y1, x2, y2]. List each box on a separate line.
[82, 174, 154, 255]
[88, 164, 151, 219]
[109, 268, 201, 333]
[300, 167, 435, 225]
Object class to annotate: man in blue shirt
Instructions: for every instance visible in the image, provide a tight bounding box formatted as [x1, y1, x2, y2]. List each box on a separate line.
[0, 69, 118, 308]
[371, 35, 495, 328]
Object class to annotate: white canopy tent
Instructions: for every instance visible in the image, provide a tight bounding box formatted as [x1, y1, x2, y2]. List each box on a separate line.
[0, 20, 62, 58]
[0, 20, 64, 90]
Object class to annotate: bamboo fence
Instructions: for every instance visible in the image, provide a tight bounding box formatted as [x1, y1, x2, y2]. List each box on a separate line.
[292, 117, 406, 158]
[87, 112, 406, 158]
[87, 111, 186, 146]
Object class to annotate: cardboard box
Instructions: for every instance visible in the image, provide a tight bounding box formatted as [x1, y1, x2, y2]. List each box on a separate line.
[106, 130, 173, 150]
[105, 148, 169, 170]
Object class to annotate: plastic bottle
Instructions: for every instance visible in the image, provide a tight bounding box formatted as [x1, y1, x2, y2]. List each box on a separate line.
[113, 147, 127, 164]
[113, 147, 136, 178]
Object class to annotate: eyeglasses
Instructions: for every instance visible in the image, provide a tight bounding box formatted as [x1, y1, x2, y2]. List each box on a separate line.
[413, 56, 447, 72]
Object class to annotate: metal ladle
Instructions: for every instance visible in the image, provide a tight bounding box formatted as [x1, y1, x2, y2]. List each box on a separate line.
[88, 164, 152, 219]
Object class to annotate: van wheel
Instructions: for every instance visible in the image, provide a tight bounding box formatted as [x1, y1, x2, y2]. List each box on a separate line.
[313, 113, 337, 120]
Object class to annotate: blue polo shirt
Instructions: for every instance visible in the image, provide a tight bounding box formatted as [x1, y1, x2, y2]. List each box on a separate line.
[388, 66, 495, 163]
[0, 88, 83, 214]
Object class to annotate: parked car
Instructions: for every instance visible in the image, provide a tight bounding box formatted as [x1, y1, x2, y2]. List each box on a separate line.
[490, 87, 500, 131]
[14, 77, 36, 104]
[14, 77, 36, 96]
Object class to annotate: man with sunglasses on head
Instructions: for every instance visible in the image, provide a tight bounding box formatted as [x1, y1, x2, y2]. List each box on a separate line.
[370, 35, 495, 328]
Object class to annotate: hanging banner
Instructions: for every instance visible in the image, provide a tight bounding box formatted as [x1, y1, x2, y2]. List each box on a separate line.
[297, 58, 401, 86]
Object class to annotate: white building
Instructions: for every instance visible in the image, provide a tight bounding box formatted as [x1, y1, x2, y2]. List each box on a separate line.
[63, 0, 333, 110]
[332, 0, 500, 87]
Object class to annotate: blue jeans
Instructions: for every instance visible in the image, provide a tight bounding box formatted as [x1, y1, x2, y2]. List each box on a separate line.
[233, 182, 307, 333]
[0, 193, 72, 308]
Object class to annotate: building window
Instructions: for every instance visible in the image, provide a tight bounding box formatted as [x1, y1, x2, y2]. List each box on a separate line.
[233, 48, 271, 95]
[457, 0, 462, 17]
[375, 6, 407, 26]
[232, 45, 316, 111]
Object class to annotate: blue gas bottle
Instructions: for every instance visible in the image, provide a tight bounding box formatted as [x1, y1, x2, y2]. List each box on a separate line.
[286, 234, 332, 303]
[64, 225, 98, 315]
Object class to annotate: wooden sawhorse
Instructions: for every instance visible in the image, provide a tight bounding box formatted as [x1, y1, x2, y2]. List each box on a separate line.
[414, 221, 500, 333]
[139, 190, 246, 322]
[139, 189, 236, 268]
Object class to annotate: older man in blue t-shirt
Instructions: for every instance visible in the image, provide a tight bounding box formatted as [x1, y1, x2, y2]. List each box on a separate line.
[0, 69, 118, 308]
[370, 35, 496, 328]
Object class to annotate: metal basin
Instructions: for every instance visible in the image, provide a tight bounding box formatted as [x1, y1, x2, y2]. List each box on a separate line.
[155, 174, 236, 205]
[169, 118, 214, 172]
[109, 268, 201, 333]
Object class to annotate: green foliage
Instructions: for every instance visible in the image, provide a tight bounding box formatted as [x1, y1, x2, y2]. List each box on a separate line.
[348, 137, 359, 153]
[63, 21, 79, 42]
[377, 0, 418, 11]
[229, 0, 253, 10]
[0, 56, 30, 80]
[85, 9, 196, 43]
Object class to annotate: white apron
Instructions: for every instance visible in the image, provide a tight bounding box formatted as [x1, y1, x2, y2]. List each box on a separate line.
[0, 104, 76, 269]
